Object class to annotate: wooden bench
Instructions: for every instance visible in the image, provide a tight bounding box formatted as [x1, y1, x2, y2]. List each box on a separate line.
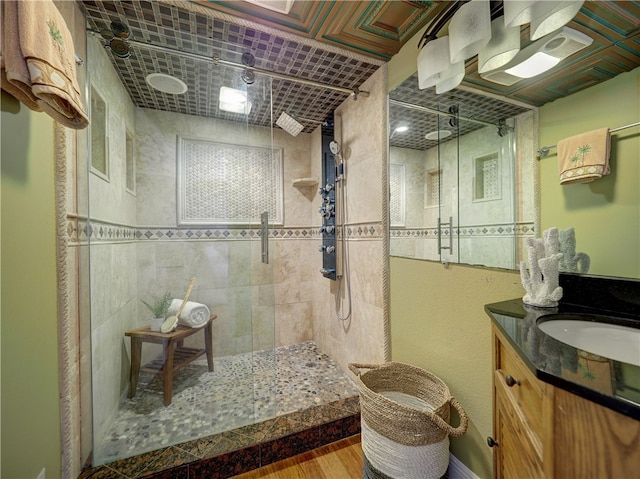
[125, 314, 216, 405]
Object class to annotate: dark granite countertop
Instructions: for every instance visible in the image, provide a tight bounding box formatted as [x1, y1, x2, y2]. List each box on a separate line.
[485, 297, 640, 421]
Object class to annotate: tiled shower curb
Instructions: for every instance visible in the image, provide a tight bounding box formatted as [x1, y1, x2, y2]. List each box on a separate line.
[80, 397, 361, 478]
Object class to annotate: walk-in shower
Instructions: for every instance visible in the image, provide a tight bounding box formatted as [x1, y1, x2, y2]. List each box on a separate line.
[82, 11, 373, 467]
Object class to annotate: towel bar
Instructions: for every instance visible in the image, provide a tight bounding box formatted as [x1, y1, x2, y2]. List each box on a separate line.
[537, 121, 640, 158]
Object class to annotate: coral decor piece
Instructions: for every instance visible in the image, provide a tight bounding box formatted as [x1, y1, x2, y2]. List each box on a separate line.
[520, 227, 564, 308]
[559, 227, 590, 273]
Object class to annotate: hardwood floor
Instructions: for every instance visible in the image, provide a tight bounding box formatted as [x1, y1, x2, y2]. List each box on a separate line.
[233, 435, 363, 478]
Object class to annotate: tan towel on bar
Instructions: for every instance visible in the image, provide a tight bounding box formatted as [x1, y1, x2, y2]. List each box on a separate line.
[558, 128, 610, 185]
[1, 1, 42, 111]
[1, 0, 88, 129]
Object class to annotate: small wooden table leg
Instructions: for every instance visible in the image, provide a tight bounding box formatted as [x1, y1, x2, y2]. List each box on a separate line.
[204, 320, 214, 372]
[163, 339, 176, 406]
[129, 337, 142, 398]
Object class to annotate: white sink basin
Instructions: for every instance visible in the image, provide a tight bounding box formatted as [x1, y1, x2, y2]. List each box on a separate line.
[537, 314, 640, 367]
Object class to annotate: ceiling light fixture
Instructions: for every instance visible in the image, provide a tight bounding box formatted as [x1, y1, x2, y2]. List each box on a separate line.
[435, 60, 465, 94]
[425, 130, 452, 141]
[448, 0, 492, 64]
[146, 73, 187, 94]
[417, 36, 453, 89]
[505, 52, 561, 78]
[395, 125, 409, 133]
[478, 17, 520, 74]
[503, 0, 584, 39]
[417, 0, 587, 92]
[529, 1, 585, 41]
[482, 27, 592, 85]
[219, 86, 252, 114]
[503, 0, 535, 28]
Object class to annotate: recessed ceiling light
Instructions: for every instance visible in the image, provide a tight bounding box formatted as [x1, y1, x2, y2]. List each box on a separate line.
[145, 73, 187, 94]
[425, 130, 452, 140]
[219, 86, 252, 114]
[395, 125, 409, 133]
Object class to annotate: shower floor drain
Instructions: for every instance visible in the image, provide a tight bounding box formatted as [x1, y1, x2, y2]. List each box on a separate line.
[305, 362, 317, 368]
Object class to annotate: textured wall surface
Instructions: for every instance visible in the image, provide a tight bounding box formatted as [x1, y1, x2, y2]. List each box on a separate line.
[391, 258, 523, 479]
[87, 36, 139, 447]
[312, 65, 389, 373]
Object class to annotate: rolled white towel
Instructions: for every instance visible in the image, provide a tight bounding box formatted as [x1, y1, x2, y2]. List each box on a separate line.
[167, 299, 211, 328]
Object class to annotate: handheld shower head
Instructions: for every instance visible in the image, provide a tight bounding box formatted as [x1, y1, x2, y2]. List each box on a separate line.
[329, 140, 340, 155]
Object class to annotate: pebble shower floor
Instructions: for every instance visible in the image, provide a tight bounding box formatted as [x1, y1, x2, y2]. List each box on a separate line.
[96, 341, 359, 464]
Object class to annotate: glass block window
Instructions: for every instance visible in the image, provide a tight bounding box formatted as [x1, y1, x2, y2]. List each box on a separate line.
[474, 152, 500, 201]
[390, 164, 405, 227]
[426, 169, 441, 207]
[177, 137, 283, 225]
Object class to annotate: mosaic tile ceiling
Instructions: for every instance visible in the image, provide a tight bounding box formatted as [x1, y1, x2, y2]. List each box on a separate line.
[389, 74, 531, 151]
[82, 0, 387, 134]
[81, 1, 640, 142]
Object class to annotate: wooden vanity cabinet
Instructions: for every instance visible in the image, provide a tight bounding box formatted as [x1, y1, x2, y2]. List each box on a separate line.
[491, 325, 640, 479]
[492, 324, 552, 479]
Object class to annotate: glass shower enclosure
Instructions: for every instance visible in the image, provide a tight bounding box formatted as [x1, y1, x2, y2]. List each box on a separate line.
[83, 32, 278, 464]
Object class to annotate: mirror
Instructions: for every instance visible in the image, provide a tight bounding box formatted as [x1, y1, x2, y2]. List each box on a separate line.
[537, 68, 640, 280]
[389, 73, 537, 270]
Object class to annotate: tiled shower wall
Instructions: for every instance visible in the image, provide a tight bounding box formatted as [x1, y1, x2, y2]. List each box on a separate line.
[311, 66, 389, 371]
[133, 108, 317, 356]
[87, 36, 138, 447]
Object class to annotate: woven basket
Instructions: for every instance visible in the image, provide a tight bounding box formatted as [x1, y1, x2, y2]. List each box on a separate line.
[363, 452, 393, 479]
[349, 362, 468, 446]
[361, 417, 450, 479]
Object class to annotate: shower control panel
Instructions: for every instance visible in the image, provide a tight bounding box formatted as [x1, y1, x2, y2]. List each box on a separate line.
[319, 134, 337, 280]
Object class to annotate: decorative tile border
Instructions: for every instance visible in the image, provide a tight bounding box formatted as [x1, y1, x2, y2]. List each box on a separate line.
[80, 397, 361, 479]
[68, 216, 386, 245]
[70, 216, 533, 244]
[390, 222, 535, 239]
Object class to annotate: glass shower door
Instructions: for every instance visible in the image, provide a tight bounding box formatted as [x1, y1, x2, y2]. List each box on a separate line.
[436, 106, 460, 265]
[86, 38, 277, 463]
[241, 72, 278, 424]
[456, 113, 517, 269]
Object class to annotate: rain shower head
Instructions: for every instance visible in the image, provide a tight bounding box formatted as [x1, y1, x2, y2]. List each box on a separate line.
[108, 38, 131, 59]
[276, 112, 304, 136]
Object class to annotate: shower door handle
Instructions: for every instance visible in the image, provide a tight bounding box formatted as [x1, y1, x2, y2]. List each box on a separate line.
[438, 217, 453, 252]
[260, 212, 269, 264]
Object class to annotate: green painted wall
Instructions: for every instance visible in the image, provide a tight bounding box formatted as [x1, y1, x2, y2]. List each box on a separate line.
[1, 91, 62, 478]
[539, 68, 640, 279]
[390, 259, 523, 478]
[387, 23, 425, 91]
